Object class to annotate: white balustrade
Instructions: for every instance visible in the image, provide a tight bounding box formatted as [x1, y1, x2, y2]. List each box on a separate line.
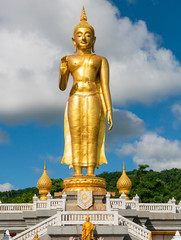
[36, 200, 48, 209]
[13, 214, 58, 240]
[0, 193, 66, 213]
[118, 214, 151, 240]
[108, 194, 177, 213]
[139, 203, 173, 212]
[0, 203, 33, 212]
[50, 199, 65, 210]
[57, 211, 119, 226]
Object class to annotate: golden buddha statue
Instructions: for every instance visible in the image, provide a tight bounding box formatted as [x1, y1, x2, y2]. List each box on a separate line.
[33, 232, 40, 240]
[59, 7, 113, 178]
[82, 215, 94, 240]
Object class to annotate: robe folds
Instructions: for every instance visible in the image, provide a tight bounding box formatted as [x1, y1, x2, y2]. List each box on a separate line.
[61, 89, 107, 169]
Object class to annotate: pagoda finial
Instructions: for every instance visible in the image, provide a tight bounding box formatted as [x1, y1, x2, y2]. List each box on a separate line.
[44, 161, 46, 171]
[123, 161, 125, 171]
[117, 163, 132, 200]
[80, 6, 87, 22]
[37, 163, 52, 200]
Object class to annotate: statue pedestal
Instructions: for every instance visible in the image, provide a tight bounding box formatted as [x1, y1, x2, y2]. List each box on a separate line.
[62, 176, 107, 193]
[54, 176, 107, 211]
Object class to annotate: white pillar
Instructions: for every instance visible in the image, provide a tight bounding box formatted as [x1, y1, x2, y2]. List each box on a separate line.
[106, 192, 111, 211]
[134, 194, 139, 211]
[33, 194, 38, 211]
[47, 192, 51, 209]
[171, 197, 176, 213]
[62, 192, 67, 211]
[120, 192, 126, 209]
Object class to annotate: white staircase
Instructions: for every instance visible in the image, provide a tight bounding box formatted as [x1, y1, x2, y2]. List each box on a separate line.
[12, 211, 151, 240]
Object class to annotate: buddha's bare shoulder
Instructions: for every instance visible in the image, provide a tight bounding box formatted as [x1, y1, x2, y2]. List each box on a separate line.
[94, 54, 108, 62]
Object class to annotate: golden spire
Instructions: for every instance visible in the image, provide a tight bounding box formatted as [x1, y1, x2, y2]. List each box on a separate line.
[80, 6, 87, 21]
[37, 162, 52, 200]
[117, 162, 132, 200]
[33, 231, 40, 240]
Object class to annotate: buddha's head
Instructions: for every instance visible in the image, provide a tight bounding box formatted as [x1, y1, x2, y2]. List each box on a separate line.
[72, 7, 96, 53]
[86, 214, 90, 222]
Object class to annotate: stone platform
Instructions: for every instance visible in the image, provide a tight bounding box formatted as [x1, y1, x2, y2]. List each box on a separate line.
[43, 225, 129, 240]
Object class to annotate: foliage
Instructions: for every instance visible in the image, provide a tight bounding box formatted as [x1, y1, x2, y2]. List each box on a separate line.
[50, 178, 63, 196]
[0, 187, 39, 203]
[97, 165, 181, 203]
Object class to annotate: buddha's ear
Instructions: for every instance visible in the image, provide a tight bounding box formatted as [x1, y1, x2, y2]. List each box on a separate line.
[92, 36, 96, 53]
[72, 37, 77, 53]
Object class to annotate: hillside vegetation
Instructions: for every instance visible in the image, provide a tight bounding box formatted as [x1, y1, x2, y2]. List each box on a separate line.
[1, 165, 181, 203]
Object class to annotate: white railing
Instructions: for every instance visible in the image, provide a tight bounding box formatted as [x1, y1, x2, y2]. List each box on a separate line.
[108, 193, 179, 213]
[0, 193, 66, 213]
[13, 214, 58, 240]
[0, 203, 33, 212]
[50, 199, 66, 209]
[118, 215, 151, 240]
[57, 211, 119, 225]
[35, 200, 47, 209]
[139, 203, 173, 212]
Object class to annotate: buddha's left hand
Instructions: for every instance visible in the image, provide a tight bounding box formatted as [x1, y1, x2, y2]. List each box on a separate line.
[107, 110, 113, 130]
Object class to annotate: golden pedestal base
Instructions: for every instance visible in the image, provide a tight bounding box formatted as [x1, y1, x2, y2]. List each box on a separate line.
[63, 176, 107, 194]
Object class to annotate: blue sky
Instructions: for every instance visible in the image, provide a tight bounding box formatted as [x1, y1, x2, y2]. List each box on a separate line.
[0, 0, 181, 190]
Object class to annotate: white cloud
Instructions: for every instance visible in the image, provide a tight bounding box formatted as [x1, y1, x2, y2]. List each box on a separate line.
[0, 183, 14, 192]
[0, 128, 9, 143]
[39, 154, 62, 164]
[107, 108, 144, 140]
[32, 167, 41, 174]
[0, 0, 181, 124]
[120, 132, 181, 171]
[172, 103, 181, 120]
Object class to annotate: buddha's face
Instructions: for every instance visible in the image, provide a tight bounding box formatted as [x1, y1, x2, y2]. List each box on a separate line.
[86, 216, 90, 222]
[73, 27, 96, 51]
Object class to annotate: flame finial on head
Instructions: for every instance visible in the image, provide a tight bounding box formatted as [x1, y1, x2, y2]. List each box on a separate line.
[80, 6, 87, 21]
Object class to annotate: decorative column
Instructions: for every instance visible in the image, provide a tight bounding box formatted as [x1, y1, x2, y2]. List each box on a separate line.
[171, 197, 176, 213]
[106, 192, 111, 211]
[33, 194, 38, 211]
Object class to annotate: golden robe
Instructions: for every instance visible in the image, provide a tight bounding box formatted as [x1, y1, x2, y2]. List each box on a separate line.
[61, 86, 107, 169]
[82, 221, 94, 240]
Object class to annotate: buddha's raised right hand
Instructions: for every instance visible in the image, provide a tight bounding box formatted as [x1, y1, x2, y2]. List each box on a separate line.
[60, 56, 68, 74]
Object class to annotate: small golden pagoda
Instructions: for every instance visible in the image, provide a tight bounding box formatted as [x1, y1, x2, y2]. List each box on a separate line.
[37, 162, 52, 200]
[117, 162, 132, 200]
[33, 231, 40, 240]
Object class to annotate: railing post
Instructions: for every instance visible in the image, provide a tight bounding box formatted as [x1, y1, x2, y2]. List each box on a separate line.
[62, 192, 67, 211]
[178, 200, 181, 213]
[33, 194, 38, 211]
[57, 207, 62, 225]
[134, 194, 139, 211]
[171, 197, 176, 213]
[106, 192, 111, 211]
[120, 192, 126, 209]
[113, 210, 118, 225]
[47, 192, 51, 209]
